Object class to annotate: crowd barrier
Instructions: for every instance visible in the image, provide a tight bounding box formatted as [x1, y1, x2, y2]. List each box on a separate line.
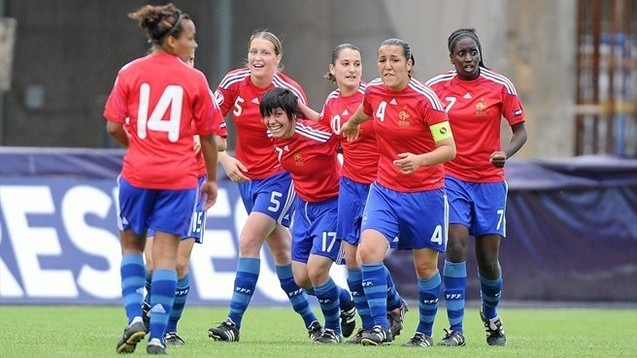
[1, 148, 635, 304]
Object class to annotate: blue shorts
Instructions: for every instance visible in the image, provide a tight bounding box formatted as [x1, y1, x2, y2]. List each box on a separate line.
[147, 175, 208, 243]
[117, 176, 197, 238]
[361, 182, 448, 252]
[445, 174, 508, 237]
[238, 171, 295, 227]
[291, 196, 344, 265]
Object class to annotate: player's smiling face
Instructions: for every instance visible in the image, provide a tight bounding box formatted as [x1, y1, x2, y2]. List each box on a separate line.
[263, 108, 294, 139]
[248, 38, 281, 77]
[377, 44, 412, 91]
[331, 48, 362, 93]
[450, 37, 480, 80]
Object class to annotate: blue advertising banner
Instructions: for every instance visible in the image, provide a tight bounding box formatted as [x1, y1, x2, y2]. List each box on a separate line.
[0, 150, 348, 305]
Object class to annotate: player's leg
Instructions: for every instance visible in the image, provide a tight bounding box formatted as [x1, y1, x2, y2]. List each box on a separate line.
[439, 175, 471, 346]
[115, 177, 150, 354]
[474, 181, 508, 346]
[164, 237, 195, 345]
[142, 234, 155, 331]
[398, 188, 446, 349]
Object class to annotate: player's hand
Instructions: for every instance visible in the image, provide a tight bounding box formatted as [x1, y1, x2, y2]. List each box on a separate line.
[201, 180, 218, 210]
[220, 154, 250, 183]
[393, 152, 421, 174]
[337, 120, 360, 142]
[490, 151, 507, 168]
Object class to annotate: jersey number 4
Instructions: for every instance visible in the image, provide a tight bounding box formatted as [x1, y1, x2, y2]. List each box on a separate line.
[137, 83, 184, 142]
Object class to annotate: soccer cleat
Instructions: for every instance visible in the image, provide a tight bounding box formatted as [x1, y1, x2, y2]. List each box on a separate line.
[307, 320, 323, 342]
[345, 328, 368, 344]
[164, 331, 185, 345]
[480, 309, 506, 346]
[315, 329, 342, 344]
[142, 301, 151, 334]
[340, 303, 357, 338]
[403, 332, 434, 348]
[360, 325, 392, 346]
[208, 318, 240, 342]
[438, 329, 466, 346]
[146, 338, 167, 355]
[115, 321, 147, 354]
[387, 298, 408, 337]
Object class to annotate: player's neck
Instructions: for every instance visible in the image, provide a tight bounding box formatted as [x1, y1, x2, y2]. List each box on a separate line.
[250, 73, 275, 89]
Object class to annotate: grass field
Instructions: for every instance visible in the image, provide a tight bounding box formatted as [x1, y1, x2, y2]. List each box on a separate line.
[1, 305, 636, 357]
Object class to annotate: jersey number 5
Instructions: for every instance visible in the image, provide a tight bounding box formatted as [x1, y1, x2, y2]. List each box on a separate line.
[137, 83, 184, 142]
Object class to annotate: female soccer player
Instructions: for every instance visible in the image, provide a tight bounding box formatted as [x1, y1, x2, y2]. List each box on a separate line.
[207, 31, 325, 342]
[260, 87, 354, 343]
[316, 43, 407, 343]
[339, 38, 456, 347]
[104, 3, 222, 355]
[426, 28, 527, 347]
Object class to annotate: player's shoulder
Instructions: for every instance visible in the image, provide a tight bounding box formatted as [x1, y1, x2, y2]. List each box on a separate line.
[295, 119, 332, 143]
[218, 67, 251, 89]
[479, 68, 518, 95]
[425, 70, 456, 87]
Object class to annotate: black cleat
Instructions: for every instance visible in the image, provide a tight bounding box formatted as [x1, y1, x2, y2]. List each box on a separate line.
[208, 318, 240, 342]
[480, 309, 506, 346]
[438, 329, 466, 346]
[345, 328, 368, 344]
[340, 303, 357, 338]
[307, 320, 323, 342]
[115, 321, 147, 354]
[387, 298, 408, 337]
[360, 325, 392, 346]
[315, 328, 341, 344]
[142, 301, 151, 334]
[403, 332, 434, 348]
[164, 331, 185, 345]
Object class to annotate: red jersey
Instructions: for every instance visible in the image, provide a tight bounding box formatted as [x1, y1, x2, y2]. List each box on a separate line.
[215, 68, 308, 180]
[319, 83, 378, 184]
[195, 98, 228, 177]
[362, 77, 448, 192]
[103, 52, 219, 189]
[426, 69, 526, 182]
[270, 119, 340, 203]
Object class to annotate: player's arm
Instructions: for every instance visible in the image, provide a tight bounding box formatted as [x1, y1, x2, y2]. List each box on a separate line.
[298, 101, 319, 121]
[492, 122, 527, 168]
[106, 121, 129, 147]
[200, 134, 218, 209]
[337, 104, 370, 142]
[394, 120, 456, 174]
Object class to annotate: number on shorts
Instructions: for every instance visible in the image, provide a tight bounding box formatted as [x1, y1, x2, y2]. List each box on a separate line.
[268, 191, 282, 212]
[430, 224, 443, 245]
[496, 209, 505, 230]
[322, 232, 337, 252]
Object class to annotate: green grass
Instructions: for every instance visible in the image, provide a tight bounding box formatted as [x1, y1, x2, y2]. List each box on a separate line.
[0, 305, 635, 357]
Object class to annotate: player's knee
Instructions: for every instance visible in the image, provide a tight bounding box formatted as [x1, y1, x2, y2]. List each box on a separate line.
[175, 260, 189, 277]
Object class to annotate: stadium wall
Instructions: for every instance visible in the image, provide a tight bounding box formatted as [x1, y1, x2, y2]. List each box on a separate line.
[1, 148, 635, 305]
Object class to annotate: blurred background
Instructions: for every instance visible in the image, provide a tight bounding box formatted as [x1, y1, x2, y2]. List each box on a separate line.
[1, 0, 636, 157]
[0, 0, 635, 305]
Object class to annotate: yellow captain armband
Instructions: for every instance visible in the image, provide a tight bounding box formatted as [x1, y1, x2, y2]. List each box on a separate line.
[430, 121, 453, 141]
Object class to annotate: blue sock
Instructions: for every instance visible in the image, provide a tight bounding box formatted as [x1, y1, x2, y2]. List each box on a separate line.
[480, 271, 503, 319]
[149, 269, 177, 343]
[121, 254, 146, 323]
[166, 273, 190, 333]
[361, 262, 388, 328]
[443, 260, 466, 333]
[416, 271, 441, 337]
[385, 267, 402, 311]
[314, 278, 341, 333]
[228, 257, 260, 330]
[347, 268, 373, 329]
[276, 264, 318, 328]
[338, 286, 354, 310]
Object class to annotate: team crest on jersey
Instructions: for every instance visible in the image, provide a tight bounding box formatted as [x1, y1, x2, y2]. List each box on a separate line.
[475, 99, 488, 116]
[398, 108, 411, 126]
[293, 152, 304, 166]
